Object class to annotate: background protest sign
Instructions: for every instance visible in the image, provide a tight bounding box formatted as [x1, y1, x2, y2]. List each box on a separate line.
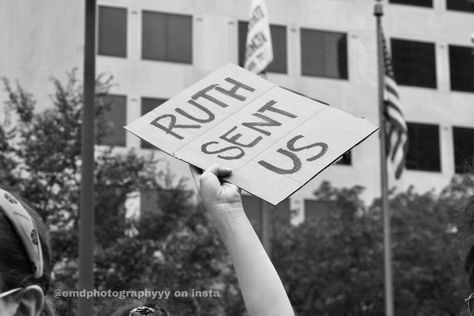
[244, 0, 273, 73]
[125, 64, 378, 205]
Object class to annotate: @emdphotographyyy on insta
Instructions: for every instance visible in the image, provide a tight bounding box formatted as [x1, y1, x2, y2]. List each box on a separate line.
[53, 288, 221, 300]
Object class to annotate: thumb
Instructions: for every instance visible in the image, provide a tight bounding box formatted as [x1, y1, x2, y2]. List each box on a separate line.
[199, 163, 232, 197]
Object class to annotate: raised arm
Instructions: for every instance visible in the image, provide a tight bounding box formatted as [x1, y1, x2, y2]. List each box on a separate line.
[190, 164, 294, 316]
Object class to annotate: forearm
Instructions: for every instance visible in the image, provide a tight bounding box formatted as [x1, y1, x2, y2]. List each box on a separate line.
[211, 208, 294, 316]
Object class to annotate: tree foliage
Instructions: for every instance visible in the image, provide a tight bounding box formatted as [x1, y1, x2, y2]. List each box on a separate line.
[272, 178, 473, 316]
[1, 72, 472, 315]
[0, 73, 241, 315]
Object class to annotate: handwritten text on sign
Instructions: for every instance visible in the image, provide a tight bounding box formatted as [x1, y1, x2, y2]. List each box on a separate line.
[125, 64, 378, 205]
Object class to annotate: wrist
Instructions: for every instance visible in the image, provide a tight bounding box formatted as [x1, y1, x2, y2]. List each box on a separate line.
[207, 202, 247, 232]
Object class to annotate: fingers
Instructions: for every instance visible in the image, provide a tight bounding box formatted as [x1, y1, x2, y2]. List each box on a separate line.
[200, 163, 230, 191]
[189, 163, 233, 192]
[204, 163, 232, 178]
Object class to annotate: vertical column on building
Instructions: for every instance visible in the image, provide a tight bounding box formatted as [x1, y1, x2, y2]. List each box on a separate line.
[128, 5, 141, 149]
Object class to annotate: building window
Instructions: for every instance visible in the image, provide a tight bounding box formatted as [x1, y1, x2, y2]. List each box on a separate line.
[140, 189, 159, 216]
[449, 45, 474, 92]
[98, 6, 127, 57]
[241, 195, 290, 236]
[238, 22, 287, 74]
[447, 0, 474, 12]
[300, 29, 348, 79]
[406, 123, 440, 172]
[391, 38, 437, 88]
[335, 151, 351, 165]
[389, 0, 433, 7]
[304, 200, 339, 222]
[141, 98, 167, 149]
[453, 127, 474, 174]
[142, 11, 192, 63]
[100, 95, 127, 147]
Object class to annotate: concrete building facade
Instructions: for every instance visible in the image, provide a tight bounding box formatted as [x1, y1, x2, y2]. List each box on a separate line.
[1, 0, 473, 222]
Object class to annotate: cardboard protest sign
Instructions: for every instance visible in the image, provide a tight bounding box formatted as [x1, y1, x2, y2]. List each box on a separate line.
[125, 64, 378, 205]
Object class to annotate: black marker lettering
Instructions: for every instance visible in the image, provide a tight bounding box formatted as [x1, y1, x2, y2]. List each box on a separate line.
[242, 113, 282, 136]
[201, 141, 245, 160]
[245, 32, 267, 60]
[258, 149, 301, 174]
[220, 126, 262, 148]
[150, 114, 200, 140]
[175, 100, 215, 124]
[258, 100, 297, 119]
[248, 6, 263, 30]
[287, 135, 328, 161]
[215, 77, 256, 101]
[192, 84, 229, 108]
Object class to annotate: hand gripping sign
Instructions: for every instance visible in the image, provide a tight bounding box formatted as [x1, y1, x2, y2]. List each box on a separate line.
[125, 64, 378, 205]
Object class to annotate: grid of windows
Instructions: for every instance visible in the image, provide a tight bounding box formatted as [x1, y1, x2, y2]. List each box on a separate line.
[96, 6, 473, 178]
[406, 123, 441, 172]
[98, 6, 127, 57]
[238, 22, 288, 73]
[389, 0, 433, 7]
[453, 127, 474, 174]
[300, 29, 348, 79]
[96, 6, 474, 98]
[99, 95, 127, 147]
[447, 0, 474, 12]
[103, 94, 473, 177]
[449, 45, 474, 92]
[391, 38, 437, 88]
[141, 98, 167, 149]
[142, 11, 193, 63]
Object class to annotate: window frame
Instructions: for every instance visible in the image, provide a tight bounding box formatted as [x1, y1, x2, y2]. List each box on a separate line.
[405, 122, 441, 172]
[98, 6, 128, 58]
[238, 21, 288, 74]
[140, 97, 167, 149]
[446, 0, 474, 13]
[99, 94, 127, 147]
[452, 126, 474, 174]
[390, 38, 437, 89]
[300, 28, 349, 80]
[303, 199, 340, 222]
[141, 11, 193, 64]
[388, 0, 433, 8]
[448, 44, 474, 93]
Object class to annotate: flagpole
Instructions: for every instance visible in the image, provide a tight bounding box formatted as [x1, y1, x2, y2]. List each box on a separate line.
[374, 1, 394, 316]
[78, 0, 96, 315]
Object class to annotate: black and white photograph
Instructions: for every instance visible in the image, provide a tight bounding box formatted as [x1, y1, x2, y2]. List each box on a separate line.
[0, 0, 473, 315]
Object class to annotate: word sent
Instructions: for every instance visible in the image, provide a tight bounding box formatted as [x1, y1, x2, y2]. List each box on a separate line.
[200, 100, 298, 161]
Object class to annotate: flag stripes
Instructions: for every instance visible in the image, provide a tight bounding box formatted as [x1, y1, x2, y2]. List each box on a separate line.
[382, 32, 408, 179]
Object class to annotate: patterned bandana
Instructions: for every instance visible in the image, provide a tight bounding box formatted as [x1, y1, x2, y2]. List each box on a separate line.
[0, 188, 44, 279]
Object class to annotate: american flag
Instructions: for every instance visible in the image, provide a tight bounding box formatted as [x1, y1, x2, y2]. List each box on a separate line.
[382, 32, 408, 179]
